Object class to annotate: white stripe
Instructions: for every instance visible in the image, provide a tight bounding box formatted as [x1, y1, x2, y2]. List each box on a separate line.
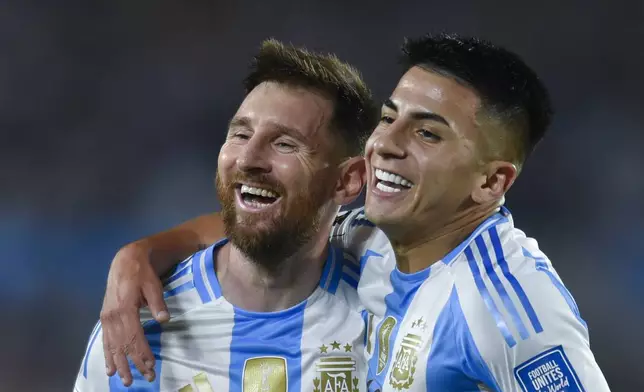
[469, 238, 520, 341]
[382, 271, 454, 392]
[324, 248, 337, 290]
[300, 288, 367, 392]
[342, 266, 360, 282]
[165, 273, 192, 291]
[199, 251, 216, 301]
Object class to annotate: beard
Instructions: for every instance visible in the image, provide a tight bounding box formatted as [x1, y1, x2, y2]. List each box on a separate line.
[215, 171, 331, 272]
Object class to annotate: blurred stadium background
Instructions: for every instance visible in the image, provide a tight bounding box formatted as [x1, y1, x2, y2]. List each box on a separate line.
[1, 0, 642, 390]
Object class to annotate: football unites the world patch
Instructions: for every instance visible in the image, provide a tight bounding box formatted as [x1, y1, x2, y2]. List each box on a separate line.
[514, 346, 584, 392]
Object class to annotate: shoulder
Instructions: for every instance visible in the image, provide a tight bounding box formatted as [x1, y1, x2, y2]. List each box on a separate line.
[156, 240, 233, 321]
[451, 223, 592, 370]
[318, 246, 364, 312]
[330, 207, 379, 244]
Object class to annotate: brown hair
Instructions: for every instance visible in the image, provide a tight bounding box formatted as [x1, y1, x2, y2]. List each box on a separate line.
[244, 39, 378, 157]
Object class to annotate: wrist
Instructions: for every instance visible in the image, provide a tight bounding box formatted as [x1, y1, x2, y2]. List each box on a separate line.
[117, 240, 151, 265]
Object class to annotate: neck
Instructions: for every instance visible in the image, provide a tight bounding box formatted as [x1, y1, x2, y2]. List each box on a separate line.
[391, 203, 500, 274]
[216, 229, 331, 312]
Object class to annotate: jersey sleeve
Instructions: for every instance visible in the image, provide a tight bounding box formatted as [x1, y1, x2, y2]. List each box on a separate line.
[330, 207, 381, 271]
[471, 260, 611, 392]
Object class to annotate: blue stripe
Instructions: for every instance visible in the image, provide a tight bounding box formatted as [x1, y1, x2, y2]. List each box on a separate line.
[523, 248, 588, 330]
[318, 246, 335, 289]
[426, 287, 502, 391]
[82, 322, 102, 378]
[361, 309, 369, 347]
[358, 249, 383, 276]
[109, 320, 162, 391]
[164, 280, 195, 299]
[350, 217, 375, 227]
[489, 227, 543, 334]
[343, 257, 360, 276]
[475, 236, 530, 340]
[442, 213, 508, 266]
[176, 256, 191, 270]
[328, 248, 344, 294]
[464, 246, 516, 347]
[228, 303, 306, 392]
[191, 250, 211, 304]
[164, 263, 191, 285]
[341, 272, 358, 289]
[204, 240, 227, 299]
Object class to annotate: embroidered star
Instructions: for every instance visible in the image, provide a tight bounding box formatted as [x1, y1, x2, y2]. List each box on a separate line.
[319, 344, 328, 353]
[330, 341, 341, 350]
[344, 343, 352, 352]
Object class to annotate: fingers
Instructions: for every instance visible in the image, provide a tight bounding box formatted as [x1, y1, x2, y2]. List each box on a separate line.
[142, 279, 170, 323]
[101, 310, 133, 386]
[121, 309, 156, 382]
[102, 331, 116, 377]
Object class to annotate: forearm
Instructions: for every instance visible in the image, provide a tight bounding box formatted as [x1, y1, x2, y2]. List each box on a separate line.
[126, 213, 225, 276]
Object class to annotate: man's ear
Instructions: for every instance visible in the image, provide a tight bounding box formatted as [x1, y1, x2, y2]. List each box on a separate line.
[471, 160, 517, 204]
[333, 156, 366, 206]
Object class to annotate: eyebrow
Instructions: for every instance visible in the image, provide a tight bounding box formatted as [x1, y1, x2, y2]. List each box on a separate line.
[383, 98, 450, 127]
[228, 116, 305, 141]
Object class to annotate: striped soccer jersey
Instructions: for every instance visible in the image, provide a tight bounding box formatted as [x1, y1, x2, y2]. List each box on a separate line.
[75, 238, 366, 392]
[330, 206, 610, 392]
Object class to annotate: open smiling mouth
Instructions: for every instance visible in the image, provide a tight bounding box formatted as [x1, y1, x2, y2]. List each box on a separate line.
[374, 168, 414, 193]
[236, 184, 281, 209]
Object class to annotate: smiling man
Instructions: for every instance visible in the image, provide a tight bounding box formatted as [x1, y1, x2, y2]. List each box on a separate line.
[96, 34, 609, 392]
[74, 39, 377, 391]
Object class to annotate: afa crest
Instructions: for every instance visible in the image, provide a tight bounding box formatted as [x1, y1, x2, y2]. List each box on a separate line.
[314, 341, 360, 392]
[389, 318, 427, 390]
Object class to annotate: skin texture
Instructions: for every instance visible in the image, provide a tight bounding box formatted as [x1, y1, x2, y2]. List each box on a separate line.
[365, 66, 517, 272]
[100, 81, 365, 386]
[101, 67, 520, 384]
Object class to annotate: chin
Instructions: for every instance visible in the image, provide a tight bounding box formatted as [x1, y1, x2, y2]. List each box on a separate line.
[364, 206, 403, 227]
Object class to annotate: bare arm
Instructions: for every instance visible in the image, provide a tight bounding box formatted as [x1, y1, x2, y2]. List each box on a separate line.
[140, 212, 226, 275]
[100, 212, 225, 386]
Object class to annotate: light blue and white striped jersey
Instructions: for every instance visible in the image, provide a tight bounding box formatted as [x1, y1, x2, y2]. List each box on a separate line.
[330, 206, 610, 392]
[75, 238, 366, 392]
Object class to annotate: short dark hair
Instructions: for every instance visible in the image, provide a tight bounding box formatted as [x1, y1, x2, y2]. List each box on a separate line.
[401, 33, 553, 167]
[244, 39, 378, 157]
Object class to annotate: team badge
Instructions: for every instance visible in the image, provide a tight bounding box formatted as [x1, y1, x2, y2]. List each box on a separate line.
[314, 341, 360, 392]
[389, 318, 427, 390]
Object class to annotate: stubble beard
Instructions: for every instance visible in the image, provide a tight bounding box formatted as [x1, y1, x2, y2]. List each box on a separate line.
[215, 172, 330, 273]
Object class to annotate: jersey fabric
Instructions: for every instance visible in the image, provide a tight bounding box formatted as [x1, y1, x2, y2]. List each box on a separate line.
[75, 238, 366, 392]
[330, 206, 610, 392]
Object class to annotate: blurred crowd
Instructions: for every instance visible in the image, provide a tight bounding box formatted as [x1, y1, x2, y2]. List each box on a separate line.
[1, 0, 642, 390]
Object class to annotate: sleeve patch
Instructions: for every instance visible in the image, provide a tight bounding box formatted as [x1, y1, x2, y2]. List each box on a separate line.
[514, 346, 584, 392]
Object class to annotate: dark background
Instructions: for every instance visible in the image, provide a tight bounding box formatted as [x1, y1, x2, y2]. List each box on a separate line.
[1, 0, 642, 390]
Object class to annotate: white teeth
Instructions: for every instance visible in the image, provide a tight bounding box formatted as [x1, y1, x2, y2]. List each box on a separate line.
[374, 169, 413, 188]
[240, 184, 278, 198]
[376, 182, 401, 193]
[246, 200, 271, 208]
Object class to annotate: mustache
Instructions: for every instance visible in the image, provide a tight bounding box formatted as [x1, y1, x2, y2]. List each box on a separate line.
[225, 172, 286, 195]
